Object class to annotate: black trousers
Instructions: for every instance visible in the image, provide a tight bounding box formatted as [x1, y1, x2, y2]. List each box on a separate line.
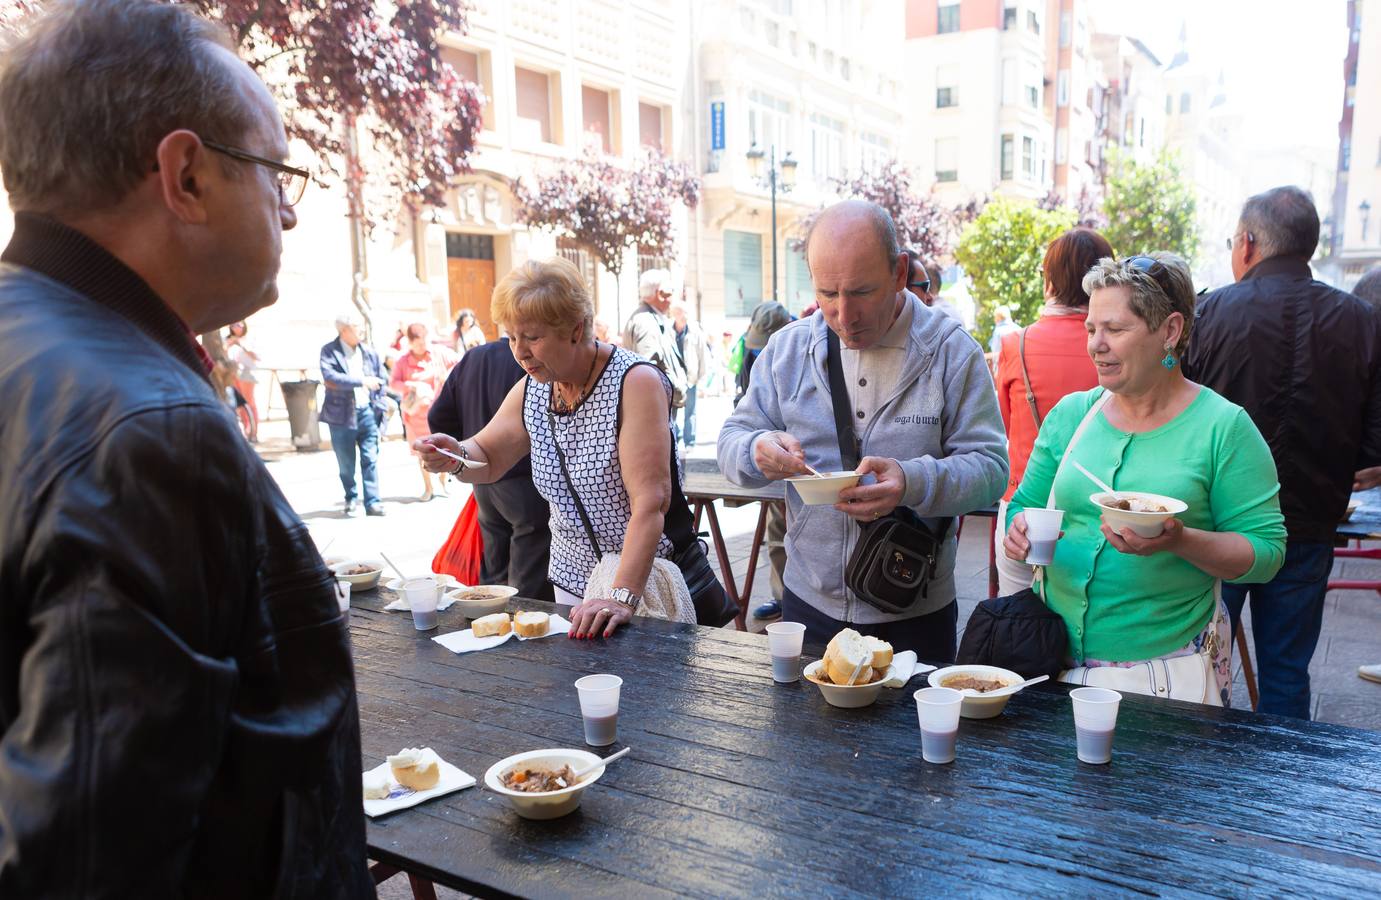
[473, 477, 554, 603]
[782, 586, 958, 665]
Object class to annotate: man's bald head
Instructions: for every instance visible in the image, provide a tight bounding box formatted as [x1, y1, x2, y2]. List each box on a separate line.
[804, 200, 904, 275]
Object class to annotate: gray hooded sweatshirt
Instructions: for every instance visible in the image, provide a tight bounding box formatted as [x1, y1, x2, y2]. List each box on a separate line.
[717, 293, 1008, 623]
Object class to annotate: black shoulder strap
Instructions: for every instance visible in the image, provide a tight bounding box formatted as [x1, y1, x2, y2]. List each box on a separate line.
[547, 408, 603, 559]
[824, 328, 860, 470]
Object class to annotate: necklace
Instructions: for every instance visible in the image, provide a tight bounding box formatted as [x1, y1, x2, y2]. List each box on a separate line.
[552, 342, 601, 414]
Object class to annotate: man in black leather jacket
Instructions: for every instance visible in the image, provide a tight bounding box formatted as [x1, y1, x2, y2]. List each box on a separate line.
[0, 1, 372, 895]
[1186, 185, 1381, 719]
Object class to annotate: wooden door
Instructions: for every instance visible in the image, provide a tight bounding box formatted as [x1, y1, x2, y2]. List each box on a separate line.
[447, 258, 498, 340]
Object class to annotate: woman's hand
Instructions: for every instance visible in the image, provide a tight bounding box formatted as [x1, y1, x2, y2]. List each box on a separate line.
[568, 598, 633, 639]
[1002, 512, 1030, 561]
[1101, 517, 1185, 556]
[413, 433, 464, 474]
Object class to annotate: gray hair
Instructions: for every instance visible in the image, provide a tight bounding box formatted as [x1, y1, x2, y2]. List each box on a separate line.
[1353, 267, 1381, 309]
[1238, 186, 1320, 261]
[638, 268, 670, 299]
[1082, 253, 1197, 357]
[0, 0, 257, 216]
[805, 200, 903, 273]
[334, 313, 359, 330]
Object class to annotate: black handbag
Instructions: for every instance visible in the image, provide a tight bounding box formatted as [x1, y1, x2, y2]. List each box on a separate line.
[956, 588, 1068, 678]
[548, 409, 736, 628]
[825, 329, 951, 615]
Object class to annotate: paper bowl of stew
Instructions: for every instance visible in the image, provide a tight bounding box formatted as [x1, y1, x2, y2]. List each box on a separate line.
[484, 748, 607, 820]
[443, 584, 519, 617]
[330, 559, 384, 591]
[1091, 491, 1188, 539]
[927, 665, 1025, 719]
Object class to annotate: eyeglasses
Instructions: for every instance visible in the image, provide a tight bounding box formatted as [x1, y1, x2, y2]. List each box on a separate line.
[1225, 231, 1255, 251]
[907, 279, 931, 294]
[202, 139, 309, 206]
[1123, 255, 1173, 296]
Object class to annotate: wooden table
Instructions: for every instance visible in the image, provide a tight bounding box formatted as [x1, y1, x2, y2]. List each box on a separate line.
[681, 461, 785, 630]
[354, 591, 1381, 898]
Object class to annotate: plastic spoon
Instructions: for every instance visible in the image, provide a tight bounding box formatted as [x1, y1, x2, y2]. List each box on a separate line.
[378, 551, 408, 583]
[1072, 461, 1116, 496]
[983, 674, 1050, 697]
[571, 746, 630, 781]
[435, 447, 487, 469]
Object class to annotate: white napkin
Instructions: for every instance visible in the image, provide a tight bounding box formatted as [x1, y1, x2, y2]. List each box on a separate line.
[384, 593, 460, 613]
[882, 650, 937, 688]
[362, 757, 475, 817]
[432, 614, 572, 654]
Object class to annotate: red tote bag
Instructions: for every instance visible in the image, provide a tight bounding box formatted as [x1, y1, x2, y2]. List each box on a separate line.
[432, 493, 483, 585]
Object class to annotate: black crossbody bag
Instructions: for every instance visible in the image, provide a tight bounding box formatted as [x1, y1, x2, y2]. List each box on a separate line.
[826, 329, 951, 615]
[548, 408, 736, 628]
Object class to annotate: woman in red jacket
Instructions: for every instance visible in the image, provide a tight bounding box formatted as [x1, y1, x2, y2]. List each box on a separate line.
[994, 227, 1114, 594]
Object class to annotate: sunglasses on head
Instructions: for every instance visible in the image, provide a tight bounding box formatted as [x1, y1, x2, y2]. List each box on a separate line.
[1122, 255, 1174, 295]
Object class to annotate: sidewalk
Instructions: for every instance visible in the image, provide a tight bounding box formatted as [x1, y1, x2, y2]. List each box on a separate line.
[260, 397, 1381, 732]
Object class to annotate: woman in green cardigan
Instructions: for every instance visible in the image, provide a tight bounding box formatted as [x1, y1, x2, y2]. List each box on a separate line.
[1003, 254, 1286, 705]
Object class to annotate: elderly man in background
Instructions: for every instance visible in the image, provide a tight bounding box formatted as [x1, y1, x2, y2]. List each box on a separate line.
[719, 200, 1008, 657]
[321, 311, 390, 516]
[1186, 186, 1381, 718]
[623, 267, 689, 415]
[0, 0, 370, 894]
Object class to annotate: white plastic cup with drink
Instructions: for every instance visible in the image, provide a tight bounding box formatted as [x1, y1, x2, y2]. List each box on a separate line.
[1070, 687, 1122, 764]
[575, 674, 623, 747]
[914, 687, 964, 764]
[404, 576, 439, 631]
[765, 621, 806, 683]
[1023, 507, 1066, 566]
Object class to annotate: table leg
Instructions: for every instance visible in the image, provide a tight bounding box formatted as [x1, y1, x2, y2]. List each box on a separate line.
[738, 502, 772, 618]
[1235, 627, 1259, 712]
[702, 501, 745, 630]
[987, 516, 999, 599]
[369, 861, 439, 900]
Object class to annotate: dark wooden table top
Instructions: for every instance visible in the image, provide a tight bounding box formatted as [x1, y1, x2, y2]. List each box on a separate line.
[352, 590, 1381, 898]
[681, 457, 786, 504]
[1339, 487, 1381, 540]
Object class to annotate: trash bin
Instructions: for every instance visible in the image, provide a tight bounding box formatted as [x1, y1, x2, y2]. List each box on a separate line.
[280, 380, 322, 451]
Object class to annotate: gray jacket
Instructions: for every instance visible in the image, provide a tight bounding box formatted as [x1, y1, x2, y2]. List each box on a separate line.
[718, 293, 1008, 623]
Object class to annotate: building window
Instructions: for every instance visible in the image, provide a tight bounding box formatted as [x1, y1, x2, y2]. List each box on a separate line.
[1022, 136, 1035, 178]
[1024, 61, 1040, 109]
[748, 90, 791, 154]
[724, 229, 764, 317]
[807, 113, 846, 182]
[1027, 9, 1040, 34]
[557, 237, 598, 307]
[639, 102, 664, 151]
[840, 57, 851, 81]
[808, 41, 817, 62]
[860, 131, 891, 172]
[1002, 5, 1016, 30]
[936, 64, 959, 108]
[1057, 70, 1069, 108]
[784, 246, 814, 315]
[514, 66, 555, 144]
[581, 85, 614, 153]
[935, 137, 958, 183]
[441, 47, 493, 130]
[1342, 137, 1351, 171]
[1166, 93, 1173, 114]
[1060, 10, 1071, 47]
[1180, 92, 1191, 113]
[445, 233, 495, 260]
[937, 2, 960, 33]
[1000, 134, 1014, 180]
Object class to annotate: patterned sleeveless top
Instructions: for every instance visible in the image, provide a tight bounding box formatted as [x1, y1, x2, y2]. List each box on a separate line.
[523, 346, 677, 598]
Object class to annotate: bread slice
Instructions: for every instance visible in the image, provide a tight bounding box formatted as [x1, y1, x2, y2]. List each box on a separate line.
[362, 770, 391, 800]
[387, 748, 440, 791]
[864, 636, 893, 669]
[471, 613, 511, 638]
[514, 610, 549, 638]
[823, 629, 872, 685]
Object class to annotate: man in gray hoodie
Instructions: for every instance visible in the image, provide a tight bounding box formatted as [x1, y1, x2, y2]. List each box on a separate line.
[717, 201, 1008, 659]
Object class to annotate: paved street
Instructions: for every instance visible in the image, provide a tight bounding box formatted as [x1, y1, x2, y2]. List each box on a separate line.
[260, 395, 1381, 732]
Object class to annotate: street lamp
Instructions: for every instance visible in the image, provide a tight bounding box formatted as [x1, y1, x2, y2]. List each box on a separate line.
[745, 142, 797, 302]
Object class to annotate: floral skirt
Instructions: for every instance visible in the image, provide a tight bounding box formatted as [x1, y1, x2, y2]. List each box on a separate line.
[1080, 600, 1233, 706]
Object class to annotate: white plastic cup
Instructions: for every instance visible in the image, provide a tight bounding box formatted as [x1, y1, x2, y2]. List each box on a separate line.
[914, 687, 964, 764]
[335, 580, 351, 614]
[575, 674, 623, 747]
[405, 577, 439, 631]
[765, 621, 806, 683]
[1023, 507, 1066, 566]
[1071, 687, 1122, 764]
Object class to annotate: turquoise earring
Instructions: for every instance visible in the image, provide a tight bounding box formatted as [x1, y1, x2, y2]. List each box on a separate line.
[1162, 348, 1177, 369]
